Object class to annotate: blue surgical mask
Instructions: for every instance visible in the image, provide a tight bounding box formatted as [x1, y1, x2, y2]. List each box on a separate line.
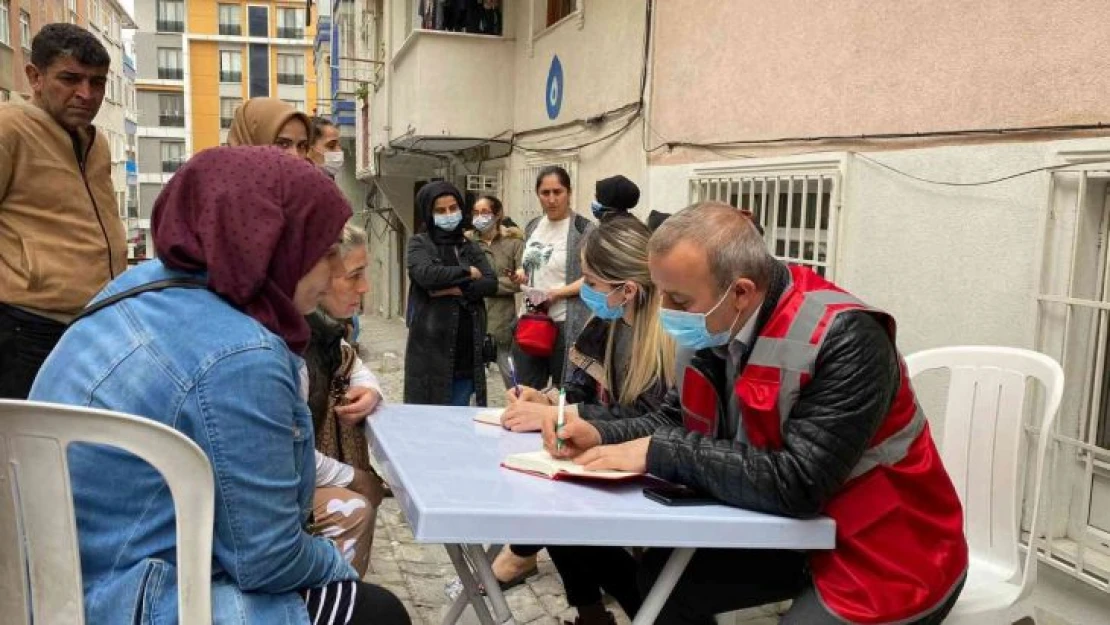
[433, 212, 463, 231]
[591, 200, 608, 220]
[659, 288, 742, 350]
[580, 282, 626, 320]
[473, 214, 496, 232]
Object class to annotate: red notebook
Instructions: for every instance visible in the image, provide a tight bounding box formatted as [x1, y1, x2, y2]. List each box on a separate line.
[501, 450, 643, 481]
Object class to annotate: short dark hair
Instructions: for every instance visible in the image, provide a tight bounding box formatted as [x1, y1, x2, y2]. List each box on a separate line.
[310, 116, 335, 142]
[476, 195, 503, 215]
[535, 165, 572, 192]
[31, 24, 110, 70]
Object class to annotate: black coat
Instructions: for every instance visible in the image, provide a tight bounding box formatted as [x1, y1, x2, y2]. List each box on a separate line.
[590, 262, 900, 518]
[403, 232, 498, 405]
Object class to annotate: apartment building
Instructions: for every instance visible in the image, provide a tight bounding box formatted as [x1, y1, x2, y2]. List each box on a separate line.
[132, 0, 318, 251]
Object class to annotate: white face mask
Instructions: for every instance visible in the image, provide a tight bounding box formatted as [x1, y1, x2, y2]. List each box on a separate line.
[322, 150, 344, 175]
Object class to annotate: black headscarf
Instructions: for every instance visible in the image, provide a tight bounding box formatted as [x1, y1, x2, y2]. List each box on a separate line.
[416, 181, 468, 247]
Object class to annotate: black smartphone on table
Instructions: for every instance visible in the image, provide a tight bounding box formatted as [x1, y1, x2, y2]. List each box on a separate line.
[643, 484, 717, 507]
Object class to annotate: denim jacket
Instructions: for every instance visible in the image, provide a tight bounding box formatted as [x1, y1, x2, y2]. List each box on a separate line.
[30, 260, 356, 625]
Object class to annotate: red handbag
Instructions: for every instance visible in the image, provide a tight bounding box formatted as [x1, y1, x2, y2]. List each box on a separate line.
[515, 312, 558, 357]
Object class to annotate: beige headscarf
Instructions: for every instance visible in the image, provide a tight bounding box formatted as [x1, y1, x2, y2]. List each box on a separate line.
[226, 97, 311, 146]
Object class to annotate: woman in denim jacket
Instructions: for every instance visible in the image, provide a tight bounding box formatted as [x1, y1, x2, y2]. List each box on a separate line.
[30, 147, 410, 625]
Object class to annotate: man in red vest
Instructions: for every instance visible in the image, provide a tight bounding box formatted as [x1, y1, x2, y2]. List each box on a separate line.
[544, 202, 968, 624]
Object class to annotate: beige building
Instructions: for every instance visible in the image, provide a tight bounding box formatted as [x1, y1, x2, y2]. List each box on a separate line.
[348, 0, 1110, 620]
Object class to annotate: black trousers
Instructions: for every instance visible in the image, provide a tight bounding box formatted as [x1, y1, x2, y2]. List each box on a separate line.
[638, 548, 964, 625]
[0, 304, 66, 400]
[301, 580, 411, 625]
[548, 546, 642, 618]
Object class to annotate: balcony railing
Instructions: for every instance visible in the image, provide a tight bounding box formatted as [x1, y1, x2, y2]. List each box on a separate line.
[220, 117, 233, 129]
[159, 113, 185, 127]
[219, 71, 242, 83]
[218, 23, 241, 36]
[156, 20, 184, 33]
[158, 68, 184, 80]
[162, 159, 184, 173]
[276, 27, 304, 39]
[277, 73, 304, 86]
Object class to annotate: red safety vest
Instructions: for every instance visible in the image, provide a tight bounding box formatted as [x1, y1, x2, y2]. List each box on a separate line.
[679, 266, 968, 624]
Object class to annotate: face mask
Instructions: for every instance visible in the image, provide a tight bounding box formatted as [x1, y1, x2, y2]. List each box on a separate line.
[591, 200, 608, 220]
[580, 282, 626, 320]
[473, 214, 496, 232]
[433, 212, 463, 231]
[659, 287, 743, 350]
[322, 150, 344, 176]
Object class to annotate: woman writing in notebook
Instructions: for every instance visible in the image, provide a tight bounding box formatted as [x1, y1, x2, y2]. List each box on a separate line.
[493, 214, 676, 625]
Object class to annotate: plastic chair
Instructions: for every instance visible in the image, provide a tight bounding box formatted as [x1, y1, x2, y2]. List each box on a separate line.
[906, 346, 1064, 625]
[0, 400, 214, 625]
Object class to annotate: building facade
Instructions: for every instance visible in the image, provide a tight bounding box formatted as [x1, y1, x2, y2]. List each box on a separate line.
[0, 0, 84, 101]
[133, 0, 318, 256]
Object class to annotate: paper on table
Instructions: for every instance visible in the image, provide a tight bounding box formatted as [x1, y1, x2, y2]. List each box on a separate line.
[502, 450, 642, 481]
[473, 409, 504, 426]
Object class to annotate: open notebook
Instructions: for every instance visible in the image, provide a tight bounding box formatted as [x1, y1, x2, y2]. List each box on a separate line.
[473, 409, 504, 426]
[501, 450, 643, 481]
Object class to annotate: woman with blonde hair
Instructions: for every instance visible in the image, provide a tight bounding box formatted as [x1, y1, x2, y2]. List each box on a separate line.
[227, 97, 312, 159]
[493, 214, 676, 625]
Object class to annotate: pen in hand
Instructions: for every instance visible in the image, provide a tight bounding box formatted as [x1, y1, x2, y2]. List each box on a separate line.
[507, 355, 521, 398]
[556, 389, 566, 452]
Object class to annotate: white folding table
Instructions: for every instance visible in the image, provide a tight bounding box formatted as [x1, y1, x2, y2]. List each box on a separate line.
[367, 404, 835, 625]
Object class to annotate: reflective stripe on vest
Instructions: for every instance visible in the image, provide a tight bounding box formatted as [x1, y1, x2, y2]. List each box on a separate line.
[746, 288, 923, 482]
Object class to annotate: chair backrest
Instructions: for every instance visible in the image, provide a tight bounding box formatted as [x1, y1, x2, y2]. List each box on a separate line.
[0, 400, 214, 625]
[906, 346, 1063, 597]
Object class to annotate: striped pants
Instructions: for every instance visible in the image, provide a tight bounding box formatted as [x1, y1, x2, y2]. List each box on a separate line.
[300, 580, 410, 625]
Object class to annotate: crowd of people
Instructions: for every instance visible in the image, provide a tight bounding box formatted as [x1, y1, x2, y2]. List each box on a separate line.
[1, 22, 972, 625]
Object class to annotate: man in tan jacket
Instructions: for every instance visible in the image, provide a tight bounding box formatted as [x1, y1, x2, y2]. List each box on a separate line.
[0, 24, 126, 399]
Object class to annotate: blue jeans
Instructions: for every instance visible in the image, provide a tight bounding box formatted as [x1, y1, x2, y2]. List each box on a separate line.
[450, 377, 475, 406]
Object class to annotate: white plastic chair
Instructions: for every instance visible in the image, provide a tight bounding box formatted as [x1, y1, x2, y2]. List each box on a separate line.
[0, 400, 214, 625]
[906, 346, 1064, 625]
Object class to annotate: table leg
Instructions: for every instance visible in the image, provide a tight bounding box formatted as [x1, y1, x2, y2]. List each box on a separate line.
[464, 543, 518, 625]
[443, 544, 496, 625]
[632, 547, 696, 625]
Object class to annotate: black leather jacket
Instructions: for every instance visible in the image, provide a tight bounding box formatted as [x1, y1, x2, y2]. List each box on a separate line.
[590, 262, 901, 519]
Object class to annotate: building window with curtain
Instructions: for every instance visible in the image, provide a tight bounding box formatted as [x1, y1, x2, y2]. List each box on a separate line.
[276, 7, 305, 39]
[161, 141, 186, 173]
[20, 10, 30, 50]
[220, 97, 241, 129]
[157, 0, 185, 33]
[157, 48, 183, 80]
[218, 4, 242, 36]
[0, 1, 10, 47]
[277, 54, 304, 85]
[158, 94, 185, 127]
[219, 50, 243, 83]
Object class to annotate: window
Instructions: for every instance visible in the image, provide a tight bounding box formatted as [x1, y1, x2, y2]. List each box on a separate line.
[219, 50, 242, 82]
[89, 0, 100, 29]
[220, 97, 241, 128]
[158, 94, 184, 127]
[157, 0, 185, 33]
[0, 1, 10, 47]
[19, 10, 29, 50]
[688, 169, 840, 278]
[276, 7, 305, 39]
[415, 0, 501, 35]
[277, 54, 304, 85]
[111, 12, 120, 41]
[157, 48, 183, 80]
[533, 0, 578, 35]
[66, 0, 77, 24]
[161, 141, 186, 173]
[218, 4, 242, 36]
[282, 99, 304, 112]
[248, 5, 269, 37]
[0, 88, 9, 102]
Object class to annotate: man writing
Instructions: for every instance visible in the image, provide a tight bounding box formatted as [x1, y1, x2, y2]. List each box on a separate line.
[544, 202, 968, 624]
[0, 24, 126, 398]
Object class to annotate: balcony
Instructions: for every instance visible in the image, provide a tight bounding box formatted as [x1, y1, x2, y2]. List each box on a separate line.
[219, 23, 241, 36]
[220, 116, 234, 129]
[276, 27, 304, 39]
[156, 20, 184, 33]
[277, 73, 304, 86]
[159, 113, 185, 127]
[162, 159, 184, 174]
[386, 31, 513, 153]
[158, 68, 184, 80]
[219, 71, 242, 83]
